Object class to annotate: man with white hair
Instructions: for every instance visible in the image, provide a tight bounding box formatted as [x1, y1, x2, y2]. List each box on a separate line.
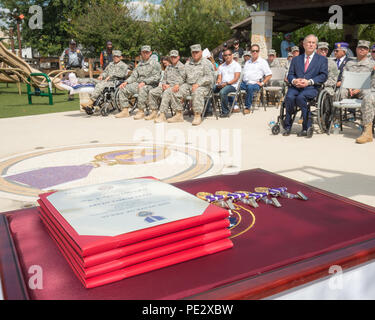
[283, 34, 328, 138]
[333, 42, 351, 87]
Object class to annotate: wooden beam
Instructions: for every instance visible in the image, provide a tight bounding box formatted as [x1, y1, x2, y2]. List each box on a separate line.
[269, 0, 375, 10]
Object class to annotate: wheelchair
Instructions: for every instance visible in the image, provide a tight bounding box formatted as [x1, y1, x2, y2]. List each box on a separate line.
[83, 80, 125, 117]
[271, 83, 333, 135]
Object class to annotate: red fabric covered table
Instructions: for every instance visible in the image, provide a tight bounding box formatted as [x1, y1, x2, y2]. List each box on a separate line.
[1, 169, 375, 300]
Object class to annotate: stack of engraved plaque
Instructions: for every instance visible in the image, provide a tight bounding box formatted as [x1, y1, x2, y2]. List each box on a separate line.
[37, 177, 233, 288]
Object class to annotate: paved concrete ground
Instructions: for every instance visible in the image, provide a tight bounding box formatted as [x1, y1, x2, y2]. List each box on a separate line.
[0, 105, 375, 212]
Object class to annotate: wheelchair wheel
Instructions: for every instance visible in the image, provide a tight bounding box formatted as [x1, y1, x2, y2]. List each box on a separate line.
[278, 101, 287, 130]
[272, 124, 281, 135]
[101, 105, 109, 117]
[113, 88, 122, 112]
[83, 106, 94, 116]
[316, 90, 332, 133]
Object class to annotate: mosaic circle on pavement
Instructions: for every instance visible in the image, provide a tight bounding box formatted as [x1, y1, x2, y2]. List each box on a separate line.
[0, 142, 223, 200]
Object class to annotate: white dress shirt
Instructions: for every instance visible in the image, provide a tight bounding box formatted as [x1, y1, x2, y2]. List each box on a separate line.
[242, 57, 272, 84]
[336, 56, 346, 68]
[304, 52, 315, 67]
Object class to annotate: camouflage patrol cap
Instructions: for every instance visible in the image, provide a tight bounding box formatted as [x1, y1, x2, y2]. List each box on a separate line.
[318, 42, 329, 49]
[169, 50, 179, 57]
[268, 49, 276, 56]
[141, 45, 151, 52]
[233, 52, 239, 58]
[190, 44, 202, 52]
[243, 51, 251, 57]
[113, 50, 122, 57]
[291, 46, 299, 52]
[288, 52, 293, 57]
[357, 40, 370, 49]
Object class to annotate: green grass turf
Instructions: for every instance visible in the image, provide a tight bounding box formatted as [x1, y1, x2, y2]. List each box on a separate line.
[0, 83, 80, 118]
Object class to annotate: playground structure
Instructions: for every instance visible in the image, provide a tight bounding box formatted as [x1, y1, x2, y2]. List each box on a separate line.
[0, 41, 80, 104]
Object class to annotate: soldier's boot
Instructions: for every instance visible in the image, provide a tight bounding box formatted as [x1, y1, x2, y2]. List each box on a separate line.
[167, 111, 184, 123]
[155, 112, 167, 123]
[134, 109, 145, 120]
[81, 98, 94, 108]
[145, 110, 158, 121]
[356, 124, 373, 144]
[192, 112, 202, 126]
[115, 108, 130, 118]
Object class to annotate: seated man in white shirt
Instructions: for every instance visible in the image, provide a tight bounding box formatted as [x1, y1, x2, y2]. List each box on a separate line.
[240, 44, 272, 114]
[213, 49, 241, 117]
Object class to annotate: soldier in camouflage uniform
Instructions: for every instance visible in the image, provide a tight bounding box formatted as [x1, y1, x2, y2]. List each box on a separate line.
[242, 51, 251, 67]
[338, 40, 375, 100]
[171, 44, 214, 126]
[116, 45, 161, 120]
[265, 49, 283, 104]
[358, 91, 375, 143]
[267, 49, 281, 68]
[336, 40, 375, 144]
[82, 50, 128, 110]
[145, 50, 186, 123]
[317, 42, 339, 96]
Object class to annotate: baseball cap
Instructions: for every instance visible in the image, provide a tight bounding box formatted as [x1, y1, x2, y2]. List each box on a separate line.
[190, 44, 202, 52]
[357, 40, 370, 49]
[318, 42, 329, 49]
[113, 50, 122, 57]
[141, 45, 151, 52]
[169, 50, 179, 57]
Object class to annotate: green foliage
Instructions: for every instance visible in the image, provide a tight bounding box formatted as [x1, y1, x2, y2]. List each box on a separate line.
[272, 23, 345, 56]
[359, 25, 375, 43]
[2, 0, 375, 61]
[0, 0, 93, 56]
[70, 0, 153, 58]
[147, 0, 251, 57]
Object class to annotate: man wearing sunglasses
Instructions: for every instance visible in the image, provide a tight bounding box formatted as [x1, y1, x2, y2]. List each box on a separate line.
[240, 44, 272, 114]
[333, 42, 350, 87]
[214, 49, 241, 117]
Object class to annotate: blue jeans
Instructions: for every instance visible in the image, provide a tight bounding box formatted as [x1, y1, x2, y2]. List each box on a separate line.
[213, 85, 237, 115]
[240, 82, 260, 109]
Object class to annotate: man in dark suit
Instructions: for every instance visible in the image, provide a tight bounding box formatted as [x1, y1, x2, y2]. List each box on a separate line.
[334, 42, 351, 86]
[283, 34, 328, 138]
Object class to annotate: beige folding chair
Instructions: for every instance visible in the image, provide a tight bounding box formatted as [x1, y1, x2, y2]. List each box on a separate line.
[330, 70, 372, 133]
[263, 67, 287, 110]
